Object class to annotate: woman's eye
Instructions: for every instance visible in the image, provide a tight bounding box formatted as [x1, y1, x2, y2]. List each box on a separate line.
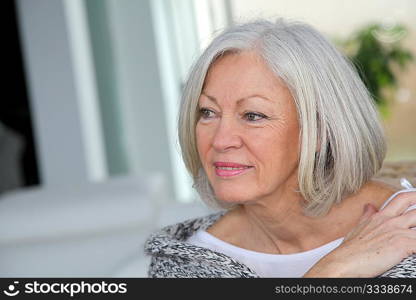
[244, 112, 268, 122]
[199, 108, 216, 119]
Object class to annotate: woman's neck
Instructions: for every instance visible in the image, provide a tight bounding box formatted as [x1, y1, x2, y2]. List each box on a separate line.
[207, 180, 396, 254]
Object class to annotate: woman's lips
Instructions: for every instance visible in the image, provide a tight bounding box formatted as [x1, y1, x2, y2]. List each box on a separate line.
[213, 162, 253, 177]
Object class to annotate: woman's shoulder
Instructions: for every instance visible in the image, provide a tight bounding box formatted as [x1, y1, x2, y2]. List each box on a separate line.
[365, 179, 401, 209]
[144, 211, 226, 254]
[366, 178, 416, 210]
[143, 210, 259, 278]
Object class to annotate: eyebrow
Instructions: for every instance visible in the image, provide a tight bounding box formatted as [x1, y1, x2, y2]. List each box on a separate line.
[200, 92, 273, 105]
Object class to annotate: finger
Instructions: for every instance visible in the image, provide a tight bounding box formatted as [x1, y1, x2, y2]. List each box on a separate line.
[384, 229, 416, 257]
[401, 209, 416, 229]
[372, 210, 416, 237]
[353, 204, 376, 230]
[365, 203, 379, 215]
[380, 191, 416, 217]
[344, 204, 379, 240]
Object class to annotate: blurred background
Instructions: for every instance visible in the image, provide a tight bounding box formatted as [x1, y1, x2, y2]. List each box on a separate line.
[1, 0, 415, 277]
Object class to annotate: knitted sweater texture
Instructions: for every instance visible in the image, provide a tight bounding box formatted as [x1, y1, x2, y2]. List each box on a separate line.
[144, 212, 416, 278]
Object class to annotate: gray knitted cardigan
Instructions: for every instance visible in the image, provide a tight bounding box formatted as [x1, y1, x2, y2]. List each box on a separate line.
[144, 212, 416, 278]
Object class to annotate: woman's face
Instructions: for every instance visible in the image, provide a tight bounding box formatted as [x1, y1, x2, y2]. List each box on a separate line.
[196, 51, 301, 205]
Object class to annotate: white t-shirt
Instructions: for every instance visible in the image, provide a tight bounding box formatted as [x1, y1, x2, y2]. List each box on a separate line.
[187, 179, 416, 277]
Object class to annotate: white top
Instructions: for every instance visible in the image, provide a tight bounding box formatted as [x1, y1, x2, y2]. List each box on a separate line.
[187, 178, 416, 277]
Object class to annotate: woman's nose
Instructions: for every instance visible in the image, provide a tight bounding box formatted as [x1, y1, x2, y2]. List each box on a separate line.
[212, 117, 243, 152]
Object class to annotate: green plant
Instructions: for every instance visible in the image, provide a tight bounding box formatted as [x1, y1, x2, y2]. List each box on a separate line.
[340, 23, 414, 117]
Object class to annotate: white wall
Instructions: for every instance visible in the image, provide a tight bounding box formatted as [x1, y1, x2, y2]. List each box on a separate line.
[16, 0, 107, 186]
[16, 0, 176, 194]
[102, 0, 174, 195]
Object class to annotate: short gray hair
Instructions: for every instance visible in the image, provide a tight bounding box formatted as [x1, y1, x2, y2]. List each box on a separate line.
[178, 19, 386, 217]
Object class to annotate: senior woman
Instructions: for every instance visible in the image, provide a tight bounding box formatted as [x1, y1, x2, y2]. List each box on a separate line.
[145, 19, 416, 278]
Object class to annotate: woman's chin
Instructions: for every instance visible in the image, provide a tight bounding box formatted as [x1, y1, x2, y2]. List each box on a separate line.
[213, 189, 255, 205]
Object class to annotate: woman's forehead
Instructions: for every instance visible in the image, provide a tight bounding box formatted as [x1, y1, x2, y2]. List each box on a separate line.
[203, 52, 288, 100]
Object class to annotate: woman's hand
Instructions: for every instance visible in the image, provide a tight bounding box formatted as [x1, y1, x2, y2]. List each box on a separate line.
[304, 191, 416, 277]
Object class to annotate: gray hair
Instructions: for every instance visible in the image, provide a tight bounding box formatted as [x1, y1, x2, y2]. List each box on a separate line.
[178, 19, 386, 217]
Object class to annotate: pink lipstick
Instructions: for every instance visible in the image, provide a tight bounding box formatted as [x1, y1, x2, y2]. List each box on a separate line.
[213, 162, 253, 177]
